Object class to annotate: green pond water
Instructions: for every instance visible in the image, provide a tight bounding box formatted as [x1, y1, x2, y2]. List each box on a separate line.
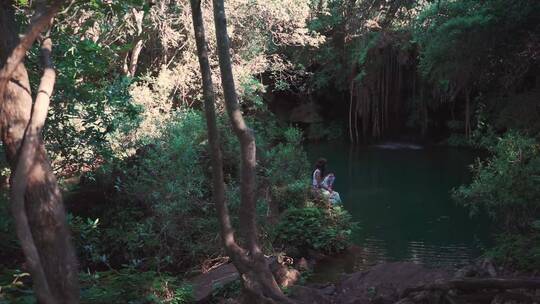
[305, 141, 492, 281]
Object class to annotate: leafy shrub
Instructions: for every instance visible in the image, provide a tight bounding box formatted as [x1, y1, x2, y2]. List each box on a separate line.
[72, 111, 222, 271]
[414, 0, 539, 89]
[271, 180, 309, 211]
[453, 132, 540, 231]
[27, 34, 143, 173]
[263, 127, 310, 210]
[274, 206, 355, 254]
[99, 207, 164, 270]
[444, 120, 472, 147]
[0, 268, 193, 304]
[454, 131, 540, 270]
[74, 110, 314, 272]
[68, 215, 106, 268]
[80, 269, 194, 304]
[125, 111, 208, 216]
[0, 269, 35, 304]
[486, 231, 540, 272]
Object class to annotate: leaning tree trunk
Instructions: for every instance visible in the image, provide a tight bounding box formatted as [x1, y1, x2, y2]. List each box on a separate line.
[201, 0, 294, 303]
[0, 2, 79, 303]
[189, 0, 245, 272]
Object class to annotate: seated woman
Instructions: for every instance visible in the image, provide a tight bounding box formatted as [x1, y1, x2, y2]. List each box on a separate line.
[322, 173, 342, 204]
[312, 158, 342, 205]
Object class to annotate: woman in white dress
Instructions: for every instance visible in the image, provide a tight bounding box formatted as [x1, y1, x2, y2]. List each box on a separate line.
[312, 158, 342, 204]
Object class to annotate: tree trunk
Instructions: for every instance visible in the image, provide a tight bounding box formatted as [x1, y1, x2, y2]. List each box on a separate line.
[190, 0, 241, 266]
[193, 0, 293, 302]
[125, 7, 145, 77]
[0, 2, 79, 303]
[212, 0, 259, 254]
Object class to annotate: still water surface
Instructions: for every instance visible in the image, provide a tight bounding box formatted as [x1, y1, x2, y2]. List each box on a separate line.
[305, 142, 492, 281]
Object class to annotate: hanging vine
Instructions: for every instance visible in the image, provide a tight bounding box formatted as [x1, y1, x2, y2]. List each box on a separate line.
[348, 32, 413, 143]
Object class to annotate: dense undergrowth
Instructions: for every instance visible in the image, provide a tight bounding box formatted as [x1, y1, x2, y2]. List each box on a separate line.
[1, 267, 194, 304]
[69, 110, 325, 272]
[0, 110, 355, 303]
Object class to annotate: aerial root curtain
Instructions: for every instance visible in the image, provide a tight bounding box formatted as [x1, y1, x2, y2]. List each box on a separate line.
[348, 33, 416, 143]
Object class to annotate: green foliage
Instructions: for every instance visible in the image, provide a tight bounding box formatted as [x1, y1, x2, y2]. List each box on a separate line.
[69, 110, 317, 272]
[126, 111, 208, 210]
[453, 132, 540, 231]
[15, 0, 540, 301]
[274, 206, 355, 254]
[68, 215, 107, 267]
[209, 279, 242, 303]
[263, 127, 310, 209]
[116, 111, 220, 266]
[494, 92, 540, 139]
[26, 33, 142, 173]
[0, 268, 193, 304]
[85, 0, 149, 14]
[80, 269, 193, 304]
[415, 0, 492, 81]
[239, 75, 266, 109]
[414, 0, 540, 91]
[486, 231, 540, 272]
[353, 32, 381, 68]
[99, 207, 163, 269]
[454, 131, 540, 270]
[272, 180, 309, 211]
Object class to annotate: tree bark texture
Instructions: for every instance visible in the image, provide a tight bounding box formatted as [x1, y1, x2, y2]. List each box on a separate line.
[190, 0, 243, 261]
[0, 1, 79, 303]
[211, 0, 259, 254]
